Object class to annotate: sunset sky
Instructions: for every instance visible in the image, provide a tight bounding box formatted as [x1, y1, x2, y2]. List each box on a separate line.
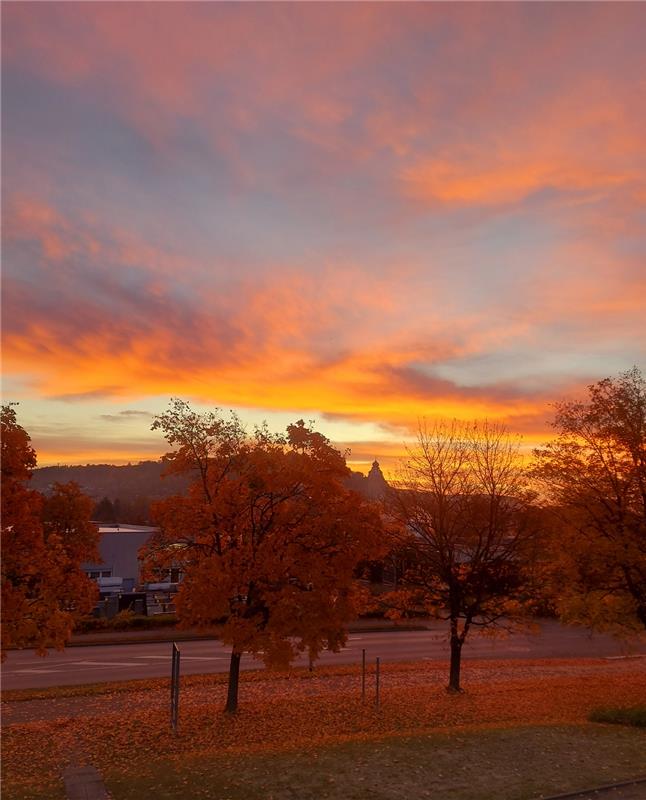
[2, 3, 645, 475]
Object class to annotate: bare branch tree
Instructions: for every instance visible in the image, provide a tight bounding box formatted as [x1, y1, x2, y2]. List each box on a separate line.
[388, 420, 542, 692]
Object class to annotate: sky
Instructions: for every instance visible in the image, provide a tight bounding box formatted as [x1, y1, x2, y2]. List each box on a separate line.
[2, 3, 645, 476]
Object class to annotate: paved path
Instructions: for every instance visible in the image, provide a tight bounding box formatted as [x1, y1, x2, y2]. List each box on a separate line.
[63, 765, 110, 800]
[541, 778, 646, 799]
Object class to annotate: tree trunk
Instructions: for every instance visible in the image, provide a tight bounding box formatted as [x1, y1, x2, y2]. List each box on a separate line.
[225, 650, 241, 713]
[448, 618, 463, 693]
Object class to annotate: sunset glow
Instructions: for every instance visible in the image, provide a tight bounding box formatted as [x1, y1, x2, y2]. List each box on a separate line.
[2, 3, 645, 474]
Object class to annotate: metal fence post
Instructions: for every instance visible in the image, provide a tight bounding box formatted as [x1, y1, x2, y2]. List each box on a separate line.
[170, 642, 175, 719]
[361, 648, 366, 703]
[170, 642, 180, 732]
[375, 656, 380, 709]
[170, 642, 175, 730]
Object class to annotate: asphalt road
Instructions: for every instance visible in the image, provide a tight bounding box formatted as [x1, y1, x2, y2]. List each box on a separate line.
[2, 620, 645, 690]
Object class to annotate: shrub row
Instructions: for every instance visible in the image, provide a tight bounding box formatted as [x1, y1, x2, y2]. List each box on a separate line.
[74, 611, 178, 633]
[589, 706, 646, 727]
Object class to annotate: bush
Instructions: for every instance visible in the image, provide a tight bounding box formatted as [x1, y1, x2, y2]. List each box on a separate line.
[109, 610, 136, 630]
[109, 611, 178, 631]
[74, 616, 109, 633]
[74, 612, 178, 633]
[589, 706, 646, 727]
[125, 613, 177, 629]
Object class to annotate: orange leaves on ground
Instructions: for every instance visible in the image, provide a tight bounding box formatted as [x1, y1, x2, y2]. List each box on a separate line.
[2, 658, 645, 795]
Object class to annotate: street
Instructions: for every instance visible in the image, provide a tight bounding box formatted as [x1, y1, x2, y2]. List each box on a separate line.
[3, 620, 645, 690]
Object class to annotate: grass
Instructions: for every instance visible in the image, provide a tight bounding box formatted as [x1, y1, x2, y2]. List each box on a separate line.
[589, 706, 646, 728]
[105, 725, 646, 800]
[9, 725, 644, 800]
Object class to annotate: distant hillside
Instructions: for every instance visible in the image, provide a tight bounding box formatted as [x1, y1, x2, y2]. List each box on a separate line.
[33, 459, 390, 500]
[31, 458, 390, 525]
[31, 460, 190, 502]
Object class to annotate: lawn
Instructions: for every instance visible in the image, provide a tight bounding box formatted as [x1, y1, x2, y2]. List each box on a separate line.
[3, 659, 645, 800]
[104, 725, 646, 800]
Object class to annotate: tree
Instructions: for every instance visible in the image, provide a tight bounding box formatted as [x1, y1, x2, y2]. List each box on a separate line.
[93, 496, 116, 523]
[386, 420, 541, 692]
[142, 399, 386, 712]
[532, 367, 646, 635]
[42, 481, 102, 617]
[1, 405, 99, 658]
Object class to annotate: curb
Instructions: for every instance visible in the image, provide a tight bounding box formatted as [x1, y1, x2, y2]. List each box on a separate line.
[66, 624, 430, 648]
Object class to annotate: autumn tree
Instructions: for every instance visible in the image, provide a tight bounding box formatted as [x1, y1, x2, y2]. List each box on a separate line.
[142, 399, 386, 712]
[1, 405, 99, 658]
[532, 367, 646, 635]
[42, 481, 102, 618]
[387, 420, 542, 692]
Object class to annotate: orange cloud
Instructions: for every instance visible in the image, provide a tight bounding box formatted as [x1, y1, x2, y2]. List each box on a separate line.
[4, 191, 641, 454]
[400, 76, 644, 209]
[33, 441, 165, 468]
[1, 221, 501, 416]
[402, 159, 632, 207]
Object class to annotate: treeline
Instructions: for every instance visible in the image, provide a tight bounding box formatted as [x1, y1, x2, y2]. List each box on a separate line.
[34, 461, 375, 525]
[92, 495, 153, 525]
[31, 461, 191, 525]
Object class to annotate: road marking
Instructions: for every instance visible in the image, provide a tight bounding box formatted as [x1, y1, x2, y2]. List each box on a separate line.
[347, 637, 364, 641]
[128, 654, 228, 661]
[12, 668, 63, 674]
[130, 655, 173, 660]
[177, 656, 225, 661]
[129, 654, 225, 661]
[75, 661, 141, 667]
[605, 654, 646, 660]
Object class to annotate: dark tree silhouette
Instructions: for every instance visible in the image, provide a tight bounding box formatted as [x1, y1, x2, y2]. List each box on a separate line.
[93, 496, 116, 523]
[386, 420, 542, 692]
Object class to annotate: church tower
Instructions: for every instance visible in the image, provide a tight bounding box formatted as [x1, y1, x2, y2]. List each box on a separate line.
[365, 459, 388, 499]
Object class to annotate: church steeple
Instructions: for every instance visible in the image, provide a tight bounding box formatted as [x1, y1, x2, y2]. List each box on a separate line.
[366, 458, 388, 499]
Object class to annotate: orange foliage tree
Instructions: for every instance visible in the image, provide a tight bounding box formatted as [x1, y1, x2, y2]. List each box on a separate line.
[532, 368, 646, 635]
[1, 405, 99, 658]
[142, 399, 387, 712]
[385, 420, 543, 692]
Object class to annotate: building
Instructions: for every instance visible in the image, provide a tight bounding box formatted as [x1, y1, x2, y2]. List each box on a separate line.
[82, 524, 158, 593]
[364, 459, 389, 500]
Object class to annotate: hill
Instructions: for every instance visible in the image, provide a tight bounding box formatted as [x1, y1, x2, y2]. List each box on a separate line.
[31, 458, 389, 524]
